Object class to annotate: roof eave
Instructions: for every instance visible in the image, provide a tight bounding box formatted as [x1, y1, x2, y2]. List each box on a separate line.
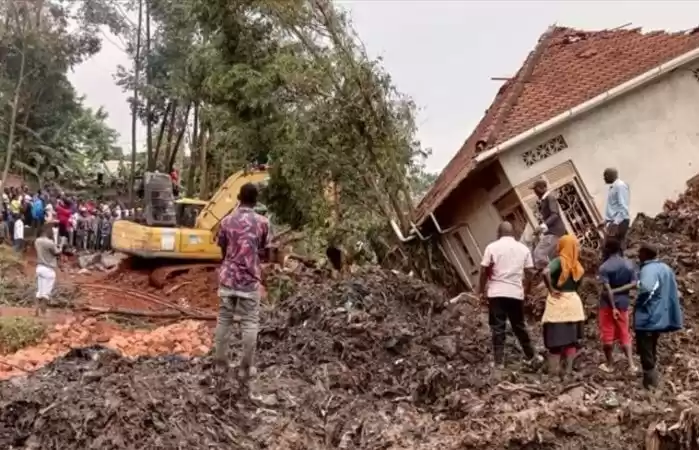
[414, 44, 699, 228]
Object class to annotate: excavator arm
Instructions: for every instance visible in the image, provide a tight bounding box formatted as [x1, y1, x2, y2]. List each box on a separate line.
[195, 167, 270, 231]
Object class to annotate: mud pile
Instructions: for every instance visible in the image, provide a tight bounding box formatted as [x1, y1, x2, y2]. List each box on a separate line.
[7, 180, 699, 448]
[627, 184, 699, 319]
[98, 263, 221, 312]
[0, 347, 257, 450]
[0, 266, 696, 449]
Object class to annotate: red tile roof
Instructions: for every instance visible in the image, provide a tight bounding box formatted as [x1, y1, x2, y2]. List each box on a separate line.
[415, 25, 699, 226]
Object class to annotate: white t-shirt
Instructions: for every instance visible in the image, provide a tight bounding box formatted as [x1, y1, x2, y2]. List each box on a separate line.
[481, 236, 534, 300]
[13, 218, 24, 240]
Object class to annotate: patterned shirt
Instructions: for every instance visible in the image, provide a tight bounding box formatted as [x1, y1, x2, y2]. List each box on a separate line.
[217, 206, 271, 292]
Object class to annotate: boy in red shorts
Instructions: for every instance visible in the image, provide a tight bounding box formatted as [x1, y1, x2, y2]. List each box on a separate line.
[598, 238, 637, 373]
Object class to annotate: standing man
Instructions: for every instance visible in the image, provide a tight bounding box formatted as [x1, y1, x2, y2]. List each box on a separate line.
[478, 221, 541, 368]
[625, 243, 682, 389]
[31, 193, 44, 231]
[597, 238, 637, 373]
[34, 225, 62, 315]
[12, 212, 24, 253]
[602, 168, 630, 258]
[56, 199, 72, 249]
[532, 180, 567, 270]
[213, 182, 272, 382]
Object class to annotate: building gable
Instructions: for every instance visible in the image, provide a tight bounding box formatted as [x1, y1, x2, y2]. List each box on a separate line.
[416, 25, 699, 226]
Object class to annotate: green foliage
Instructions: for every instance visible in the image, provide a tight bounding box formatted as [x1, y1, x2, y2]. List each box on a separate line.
[0, 0, 126, 188]
[0, 316, 46, 354]
[114, 0, 430, 257]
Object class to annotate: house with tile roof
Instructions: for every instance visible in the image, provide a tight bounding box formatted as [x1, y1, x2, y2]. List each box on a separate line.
[413, 25, 699, 288]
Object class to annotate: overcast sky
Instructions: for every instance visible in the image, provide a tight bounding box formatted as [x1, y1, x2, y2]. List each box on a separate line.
[68, 0, 699, 173]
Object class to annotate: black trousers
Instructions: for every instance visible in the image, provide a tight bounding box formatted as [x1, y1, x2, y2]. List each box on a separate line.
[488, 297, 535, 364]
[636, 331, 660, 388]
[602, 219, 630, 260]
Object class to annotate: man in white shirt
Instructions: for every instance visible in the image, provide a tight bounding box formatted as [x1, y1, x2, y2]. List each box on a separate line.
[478, 221, 540, 368]
[13, 213, 24, 253]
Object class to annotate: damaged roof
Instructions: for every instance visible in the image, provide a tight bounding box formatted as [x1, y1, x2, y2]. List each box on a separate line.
[415, 25, 699, 226]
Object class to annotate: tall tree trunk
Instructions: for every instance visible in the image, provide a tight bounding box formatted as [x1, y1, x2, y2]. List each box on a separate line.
[167, 102, 191, 172]
[217, 151, 226, 191]
[162, 101, 178, 168]
[198, 125, 209, 199]
[128, 0, 144, 206]
[186, 102, 199, 196]
[145, 0, 152, 169]
[1, 38, 26, 198]
[152, 101, 172, 170]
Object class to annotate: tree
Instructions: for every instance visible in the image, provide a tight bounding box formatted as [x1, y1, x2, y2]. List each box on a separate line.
[0, 0, 126, 192]
[113, 0, 436, 265]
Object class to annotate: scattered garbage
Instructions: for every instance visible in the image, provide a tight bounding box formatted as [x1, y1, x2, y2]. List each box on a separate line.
[4, 185, 699, 448]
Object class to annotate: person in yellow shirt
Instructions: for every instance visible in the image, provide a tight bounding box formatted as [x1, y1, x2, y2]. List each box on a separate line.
[8, 195, 20, 244]
[9, 195, 20, 215]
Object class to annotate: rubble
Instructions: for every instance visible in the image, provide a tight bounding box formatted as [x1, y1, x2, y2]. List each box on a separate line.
[77, 251, 128, 271]
[0, 319, 212, 379]
[3, 185, 699, 448]
[0, 267, 685, 449]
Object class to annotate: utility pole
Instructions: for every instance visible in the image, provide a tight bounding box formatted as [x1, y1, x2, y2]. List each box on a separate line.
[128, 0, 143, 206]
[145, 0, 152, 170]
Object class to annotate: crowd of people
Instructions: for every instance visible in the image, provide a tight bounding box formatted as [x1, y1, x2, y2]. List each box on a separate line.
[478, 167, 682, 390]
[1, 185, 136, 253]
[1, 184, 141, 319]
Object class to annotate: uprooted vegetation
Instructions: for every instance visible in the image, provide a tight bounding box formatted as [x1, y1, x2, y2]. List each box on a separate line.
[4, 185, 699, 448]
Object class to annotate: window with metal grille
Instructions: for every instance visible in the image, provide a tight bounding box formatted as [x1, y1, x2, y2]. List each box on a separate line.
[521, 135, 568, 167]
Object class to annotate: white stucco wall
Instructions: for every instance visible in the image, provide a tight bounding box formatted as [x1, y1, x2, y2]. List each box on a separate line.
[499, 66, 699, 219]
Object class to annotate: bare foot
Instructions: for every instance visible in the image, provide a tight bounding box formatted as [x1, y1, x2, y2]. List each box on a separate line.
[599, 363, 614, 373]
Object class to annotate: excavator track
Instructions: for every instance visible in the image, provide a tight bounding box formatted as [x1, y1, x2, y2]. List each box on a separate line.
[149, 263, 219, 289]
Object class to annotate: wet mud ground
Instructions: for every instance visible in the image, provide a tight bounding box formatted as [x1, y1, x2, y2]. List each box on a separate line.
[4, 185, 699, 448]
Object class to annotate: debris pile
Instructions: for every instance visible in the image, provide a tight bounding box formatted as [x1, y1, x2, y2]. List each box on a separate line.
[5, 184, 699, 447]
[0, 347, 257, 450]
[0, 267, 689, 449]
[76, 252, 127, 272]
[0, 318, 211, 379]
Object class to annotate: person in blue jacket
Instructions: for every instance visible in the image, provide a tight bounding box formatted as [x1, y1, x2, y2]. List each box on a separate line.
[615, 243, 683, 389]
[31, 193, 45, 229]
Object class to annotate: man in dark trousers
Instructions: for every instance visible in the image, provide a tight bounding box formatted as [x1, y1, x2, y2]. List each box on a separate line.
[614, 243, 682, 389]
[478, 221, 542, 369]
[531, 180, 567, 270]
[602, 168, 630, 259]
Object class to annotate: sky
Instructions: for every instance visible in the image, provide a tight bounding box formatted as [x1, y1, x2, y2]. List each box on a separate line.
[68, 0, 699, 174]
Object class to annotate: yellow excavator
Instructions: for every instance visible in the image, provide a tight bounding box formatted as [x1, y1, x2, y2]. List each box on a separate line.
[111, 166, 270, 285]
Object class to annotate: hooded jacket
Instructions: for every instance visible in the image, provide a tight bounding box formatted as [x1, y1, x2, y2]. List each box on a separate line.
[634, 260, 683, 332]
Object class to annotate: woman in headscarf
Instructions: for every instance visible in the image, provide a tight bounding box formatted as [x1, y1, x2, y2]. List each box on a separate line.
[541, 234, 586, 377]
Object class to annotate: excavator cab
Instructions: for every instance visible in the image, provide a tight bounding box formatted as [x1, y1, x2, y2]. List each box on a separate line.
[141, 172, 177, 227]
[175, 198, 206, 228]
